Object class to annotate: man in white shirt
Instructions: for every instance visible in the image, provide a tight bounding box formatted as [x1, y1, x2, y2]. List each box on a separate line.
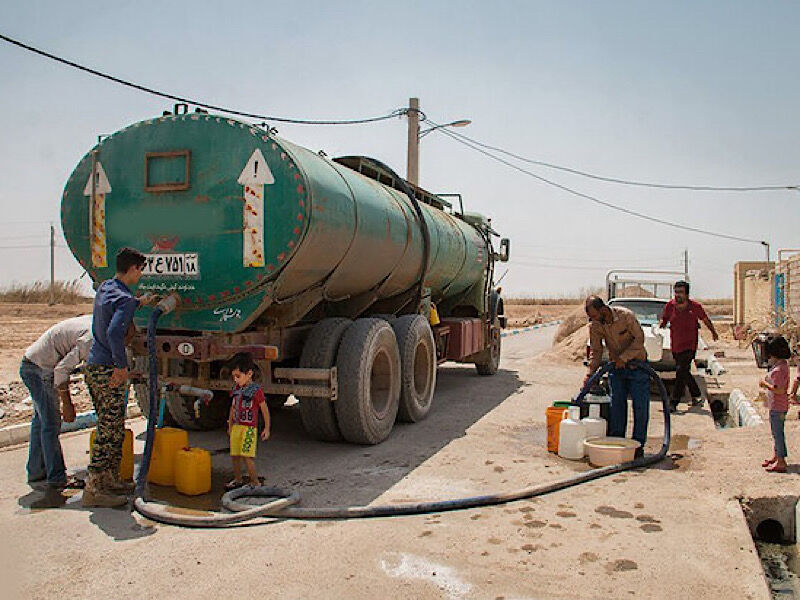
[20, 315, 92, 489]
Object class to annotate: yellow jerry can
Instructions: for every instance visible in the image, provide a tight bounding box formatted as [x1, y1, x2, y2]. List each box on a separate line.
[174, 447, 212, 496]
[90, 428, 134, 481]
[147, 427, 189, 486]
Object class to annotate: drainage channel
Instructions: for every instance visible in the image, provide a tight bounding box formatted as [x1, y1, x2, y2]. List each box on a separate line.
[741, 496, 800, 599]
[706, 389, 763, 430]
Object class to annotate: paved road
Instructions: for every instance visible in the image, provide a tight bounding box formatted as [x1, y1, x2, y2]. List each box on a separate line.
[500, 324, 558, 365]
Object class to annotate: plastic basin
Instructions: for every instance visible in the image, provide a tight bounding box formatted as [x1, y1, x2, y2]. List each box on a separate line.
[584, 437, 640, 467]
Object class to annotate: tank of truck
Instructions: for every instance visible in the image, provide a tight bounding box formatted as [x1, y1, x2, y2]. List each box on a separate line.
[61, 112, 490, 331]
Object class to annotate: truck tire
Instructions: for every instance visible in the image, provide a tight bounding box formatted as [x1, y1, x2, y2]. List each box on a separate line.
[392, 315, 436, 423]
[166, 390, 230, 431]
[475, 321, 501, 376]
[299, 318, 352, 441]
[335, 318, 401, 444]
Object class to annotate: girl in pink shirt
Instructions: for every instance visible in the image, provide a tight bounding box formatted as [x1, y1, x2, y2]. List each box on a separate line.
[759, 336, 792, 473]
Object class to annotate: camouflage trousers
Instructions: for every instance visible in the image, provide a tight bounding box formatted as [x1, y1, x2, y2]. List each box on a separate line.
[84, 365, 127, 474]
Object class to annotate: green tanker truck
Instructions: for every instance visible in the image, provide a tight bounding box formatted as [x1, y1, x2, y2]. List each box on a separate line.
[61, 106, 510, 444]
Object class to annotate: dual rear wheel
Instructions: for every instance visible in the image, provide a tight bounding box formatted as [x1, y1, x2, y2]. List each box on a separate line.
[299, 315, 436, 445]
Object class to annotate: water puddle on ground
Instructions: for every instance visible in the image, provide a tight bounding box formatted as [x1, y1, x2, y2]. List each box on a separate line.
[147, 480, 224, 512]
[669, 434, 701, 452]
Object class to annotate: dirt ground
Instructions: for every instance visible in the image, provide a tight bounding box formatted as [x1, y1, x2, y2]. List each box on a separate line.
[0, 303, 94, 425]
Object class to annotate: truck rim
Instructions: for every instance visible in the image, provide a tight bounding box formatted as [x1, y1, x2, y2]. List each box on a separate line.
[370, 348, 393, 417]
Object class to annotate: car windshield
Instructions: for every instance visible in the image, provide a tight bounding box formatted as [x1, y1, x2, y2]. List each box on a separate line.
[610, 300, 666, 325]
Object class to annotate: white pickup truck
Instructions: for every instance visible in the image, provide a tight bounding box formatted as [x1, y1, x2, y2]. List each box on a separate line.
[588, 297, 707, 373]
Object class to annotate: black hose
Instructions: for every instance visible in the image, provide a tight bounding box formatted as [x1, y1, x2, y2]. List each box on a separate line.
[134, 359, 671, 527]
[219, 361, 670, 520]
[134, 307, 164, 497]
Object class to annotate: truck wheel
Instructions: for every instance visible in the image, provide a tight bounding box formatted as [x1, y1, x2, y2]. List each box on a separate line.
[133, 383, 176, 426]
[475, 321, 501, 376]
[392, 315, 436, 422]
[166, 390, 230, 430]
[299, 318, 352, 441]
[335, 318, 401, 444]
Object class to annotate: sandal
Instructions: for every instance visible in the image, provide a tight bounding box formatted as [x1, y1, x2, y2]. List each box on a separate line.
[224, 479, 245, 491]
[762, 458, 776, 468]
[765, 464, 787, 473]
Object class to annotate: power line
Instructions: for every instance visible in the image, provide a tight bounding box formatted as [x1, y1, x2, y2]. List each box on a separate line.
[433, 124, 765, 244]
[438, 124, 798, 192]
[0, 244, 69, 249]
[0, 32, 409, 126]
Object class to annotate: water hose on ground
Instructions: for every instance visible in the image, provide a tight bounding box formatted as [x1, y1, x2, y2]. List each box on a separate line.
[133, 348, 671, 527]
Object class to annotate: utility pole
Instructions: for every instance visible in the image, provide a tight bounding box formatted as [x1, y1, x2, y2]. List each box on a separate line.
[406, 97, 420, 186]
[761, 241, 770, 262]
[49, 223, 55, 306]
[683, 248, 689, 279]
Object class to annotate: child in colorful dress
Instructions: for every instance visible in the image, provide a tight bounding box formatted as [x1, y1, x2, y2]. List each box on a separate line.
[759, 336, 791, 473]
[225, 353, 270, 490]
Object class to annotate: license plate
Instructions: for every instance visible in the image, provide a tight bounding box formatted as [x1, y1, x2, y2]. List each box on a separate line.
[142, 253, 199, 277]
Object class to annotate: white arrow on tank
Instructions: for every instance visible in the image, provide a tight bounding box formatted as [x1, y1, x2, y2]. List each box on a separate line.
[83, 161, 112, 268]
[238, 148, 275, 185]
[83, 161, 112, 195]
[238, 149, 275, 267]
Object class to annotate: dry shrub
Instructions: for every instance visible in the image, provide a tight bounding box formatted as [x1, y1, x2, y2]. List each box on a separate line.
[553, 305, 589, 345]
[0, 280, 91, 304]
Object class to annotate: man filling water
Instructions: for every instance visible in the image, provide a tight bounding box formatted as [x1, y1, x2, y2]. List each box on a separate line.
[583, 296, 649, 457]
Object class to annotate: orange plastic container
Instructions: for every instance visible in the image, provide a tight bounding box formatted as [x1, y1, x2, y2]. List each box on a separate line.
[147, 427, 189, 486]
[90, 428, 134, 481]
[174, 447, 212, 496]
[546, 407, 568, 453]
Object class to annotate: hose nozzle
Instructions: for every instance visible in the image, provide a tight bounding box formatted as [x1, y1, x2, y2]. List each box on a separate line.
[156, 292, 180, 315]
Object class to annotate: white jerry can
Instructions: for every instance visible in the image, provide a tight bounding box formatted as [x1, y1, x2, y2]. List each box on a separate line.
[581, 404, 607, 439]
[558, 406, 587, 460]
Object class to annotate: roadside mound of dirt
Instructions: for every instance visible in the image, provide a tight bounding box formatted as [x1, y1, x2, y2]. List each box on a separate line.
[552, 306, 587, 345]
[616, 285, 655, 298]
[542, 325, 589, 363]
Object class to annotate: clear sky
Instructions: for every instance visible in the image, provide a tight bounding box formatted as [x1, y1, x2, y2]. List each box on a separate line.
[1, 1, 798, 298]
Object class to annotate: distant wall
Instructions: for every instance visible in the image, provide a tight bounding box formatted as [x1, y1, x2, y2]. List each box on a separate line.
[733, 261, 773, 326]
[777, 252, 800, 327]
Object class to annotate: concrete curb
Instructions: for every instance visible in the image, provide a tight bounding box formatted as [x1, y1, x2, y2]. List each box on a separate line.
[728, 389, 764, 427]
[501, 319, 562, 338]
[0, 403, 142, 450]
